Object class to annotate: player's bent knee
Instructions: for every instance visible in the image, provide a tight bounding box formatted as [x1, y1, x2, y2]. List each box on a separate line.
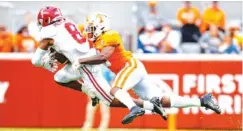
[161, 95, 171, 107]
[54, 71, 69, 84]
[54, 72, 63, 83]
[110, 98, 126, 108]
[110, 87, 120, 96]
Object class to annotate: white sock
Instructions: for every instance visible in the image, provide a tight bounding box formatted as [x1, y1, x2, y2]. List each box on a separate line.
[144, 110, 156, 115]
[114, 89, 136, 110]
[143, 101, 154, 110]
[170, 95, 201, 108]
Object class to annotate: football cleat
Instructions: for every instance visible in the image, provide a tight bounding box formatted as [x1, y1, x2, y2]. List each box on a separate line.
[200, 93, 221, 114]
[122, 106, 145, 124]
[150, 97, 167, 120]
[91, 97, 100, 107]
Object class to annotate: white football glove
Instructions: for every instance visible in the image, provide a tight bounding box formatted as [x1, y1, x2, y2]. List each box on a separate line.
[72, 59, 82, 72]
[41, 52, 58, 72]
[105, 61, 111, 67]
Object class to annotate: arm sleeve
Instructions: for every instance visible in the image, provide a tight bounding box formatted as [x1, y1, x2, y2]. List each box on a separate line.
[40, 26, 57, 40]
[31, 47, 48, 67]
[103, 31, 121, 47]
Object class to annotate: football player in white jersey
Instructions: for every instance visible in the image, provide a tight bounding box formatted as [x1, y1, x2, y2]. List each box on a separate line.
[31, 6, 167, 123]
[31, 6, 101, 98]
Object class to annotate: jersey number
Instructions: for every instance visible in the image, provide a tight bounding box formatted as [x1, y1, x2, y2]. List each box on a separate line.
[65, 22, 85, 44]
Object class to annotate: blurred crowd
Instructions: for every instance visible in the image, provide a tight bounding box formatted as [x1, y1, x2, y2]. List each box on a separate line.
[0, 24, 38, 53]
[137, 1, 242, 54]
[0, 1, 242, 54]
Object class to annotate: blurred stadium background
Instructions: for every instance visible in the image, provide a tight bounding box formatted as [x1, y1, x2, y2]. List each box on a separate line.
[0, 1, 242, 131]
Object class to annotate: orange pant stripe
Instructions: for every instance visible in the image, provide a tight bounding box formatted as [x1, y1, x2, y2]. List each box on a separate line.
[119, 59, 137, 88]
[113, 60, 132, 87]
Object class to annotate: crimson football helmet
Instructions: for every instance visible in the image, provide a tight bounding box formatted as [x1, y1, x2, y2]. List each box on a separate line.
[37, 6, 63, 27]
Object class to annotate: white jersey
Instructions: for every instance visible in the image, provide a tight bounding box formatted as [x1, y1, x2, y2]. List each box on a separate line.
[40, 20, 95, 64]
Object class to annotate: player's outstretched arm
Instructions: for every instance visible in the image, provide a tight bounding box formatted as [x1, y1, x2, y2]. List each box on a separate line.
[78, 46, 115, 65]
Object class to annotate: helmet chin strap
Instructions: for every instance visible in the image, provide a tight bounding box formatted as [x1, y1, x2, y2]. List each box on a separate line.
[92, 29, 106, 41]
[48, 18, 65, 26]
[49, 19, 60, 25]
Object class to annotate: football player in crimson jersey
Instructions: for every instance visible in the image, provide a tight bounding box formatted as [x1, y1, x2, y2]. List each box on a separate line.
[32, 6, 169, 123]
[73, 12, 222, 124]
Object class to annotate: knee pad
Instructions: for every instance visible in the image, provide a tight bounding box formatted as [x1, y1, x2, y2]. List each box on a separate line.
[54, 71, 67, 83]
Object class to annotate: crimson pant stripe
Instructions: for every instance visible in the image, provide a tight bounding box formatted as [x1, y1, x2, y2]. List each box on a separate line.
[82, 66, 112, 103]
[83, 66, 113, 101]
[83, 66, 113, 102]
[82, 66, 113, 102]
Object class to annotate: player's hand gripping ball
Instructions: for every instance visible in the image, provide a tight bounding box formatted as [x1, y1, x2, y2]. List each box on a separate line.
[41, 51, 58, 72]
[72, 59, 82, 72]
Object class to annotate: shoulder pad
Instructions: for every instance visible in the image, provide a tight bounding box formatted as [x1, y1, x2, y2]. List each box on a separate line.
[40, 25, 57, 40]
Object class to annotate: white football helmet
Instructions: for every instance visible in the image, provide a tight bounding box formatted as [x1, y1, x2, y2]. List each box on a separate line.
[84, 12, 110, 41]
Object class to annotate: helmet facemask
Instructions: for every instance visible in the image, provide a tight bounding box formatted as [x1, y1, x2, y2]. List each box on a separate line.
[84, 13, 110, 41]
[85, 23, 96, 41]
[85, 23, 104, 41]
[37, 19, 43, 30]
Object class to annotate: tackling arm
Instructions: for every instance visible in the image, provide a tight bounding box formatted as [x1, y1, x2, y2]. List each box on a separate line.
[78, 46, 115, 65]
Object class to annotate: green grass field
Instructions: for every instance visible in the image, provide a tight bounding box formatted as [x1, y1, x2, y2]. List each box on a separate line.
[0, 128, 242, 131]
